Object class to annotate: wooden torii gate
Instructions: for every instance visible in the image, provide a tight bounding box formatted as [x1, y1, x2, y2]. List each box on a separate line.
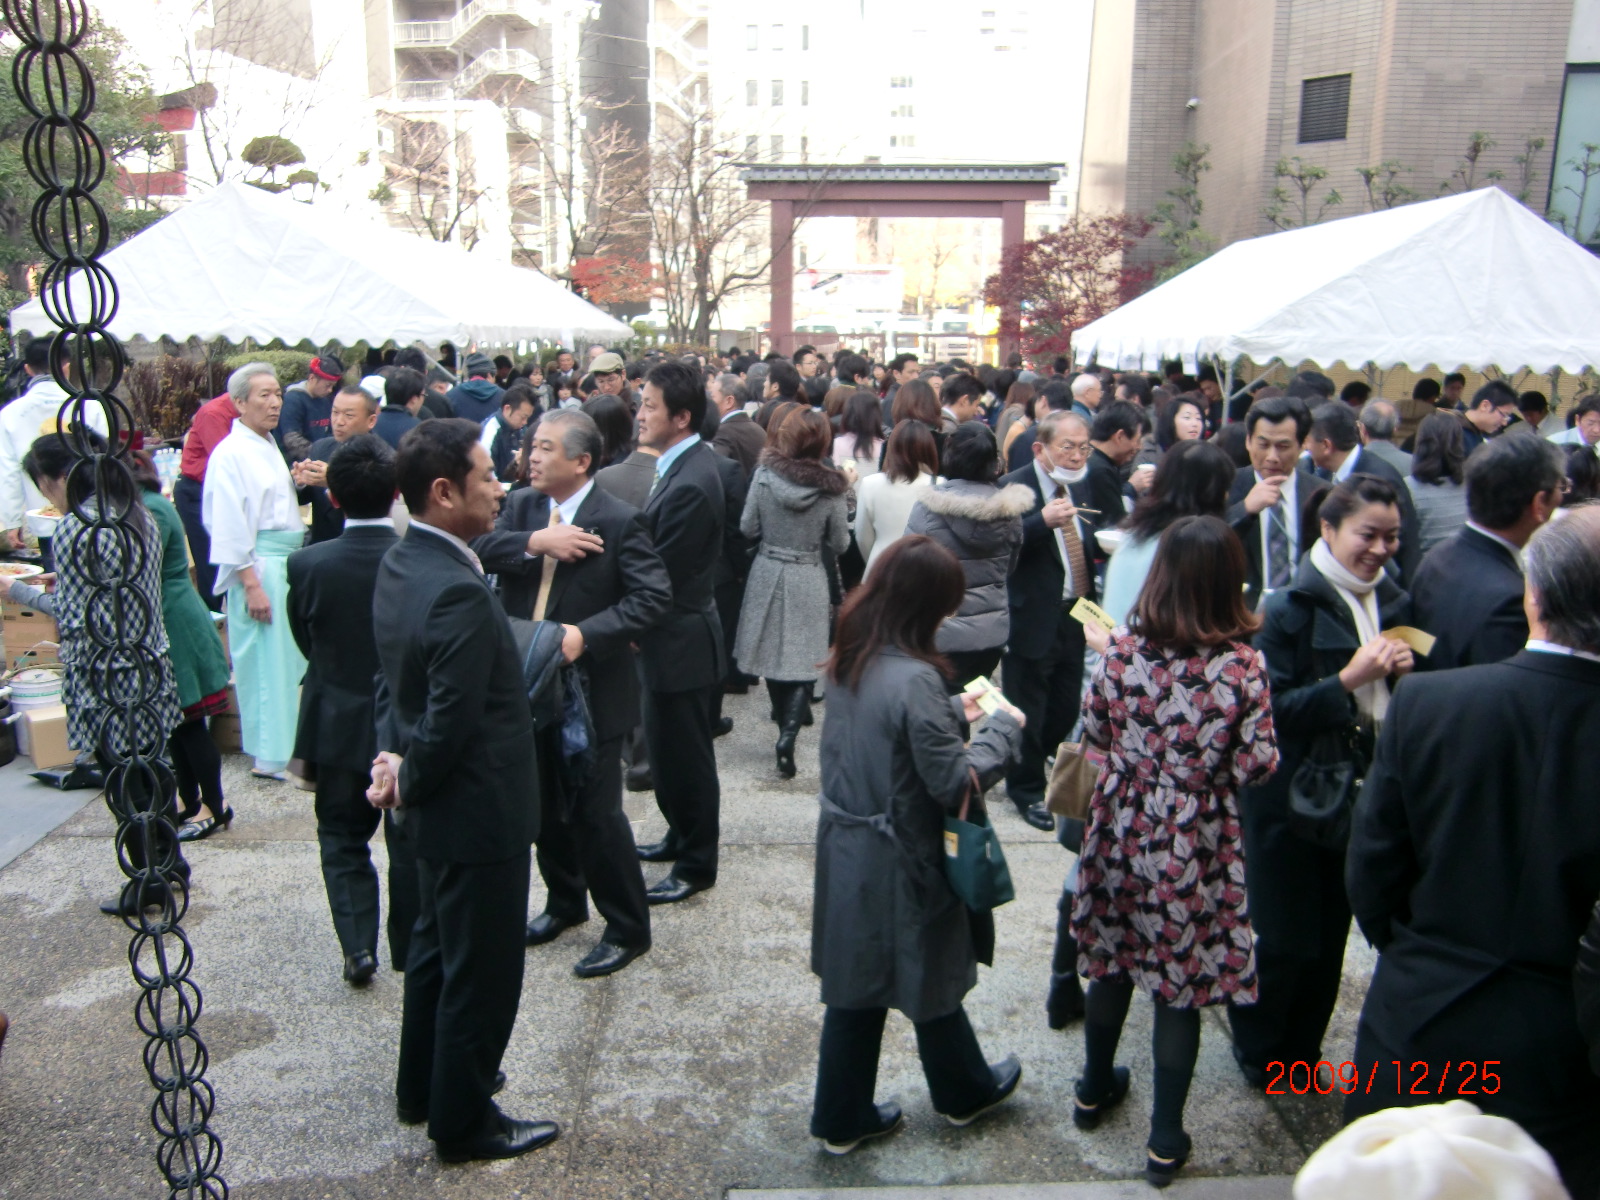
[742, 163, 1062, 364]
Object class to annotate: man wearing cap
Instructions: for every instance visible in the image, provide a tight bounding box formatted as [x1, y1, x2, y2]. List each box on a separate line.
[278, 353, 347, 455]
[589, 353, 630, 406]
[448, 353, 505, 425]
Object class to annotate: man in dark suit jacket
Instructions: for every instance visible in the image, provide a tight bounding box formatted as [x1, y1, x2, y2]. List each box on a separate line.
[595, 446, 659, 510]
[287, 435, 416, 986]
[631, 360, 726, 905]
[1345, 510, 1600, 1196]
[294, 384, 379, 544]
[1226, 396, 1330, 610]
[1085, 400, 1142, 525]
[368, 419, 558, 1164]
[473, 411, 671, 977]
[1306, 401, 1421, 582]
[710, 373, 763, 478]
[1410, 433, 1565, 670]
[999, 410, 1101, 830]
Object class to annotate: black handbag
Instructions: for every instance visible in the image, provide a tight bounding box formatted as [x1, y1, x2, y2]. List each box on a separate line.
[1287, 724, 1369, 849]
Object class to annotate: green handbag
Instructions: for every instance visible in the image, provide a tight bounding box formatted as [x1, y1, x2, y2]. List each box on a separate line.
[942, 772, 1016, 911]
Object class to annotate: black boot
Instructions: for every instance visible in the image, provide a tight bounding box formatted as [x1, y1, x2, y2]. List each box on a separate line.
[774, 684, 808, 779]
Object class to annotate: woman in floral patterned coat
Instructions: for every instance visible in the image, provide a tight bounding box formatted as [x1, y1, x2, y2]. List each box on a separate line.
[1068, 515, 1279, 1188]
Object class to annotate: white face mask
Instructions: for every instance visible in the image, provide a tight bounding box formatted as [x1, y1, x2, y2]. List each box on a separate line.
[1045, 446, 1089, 485]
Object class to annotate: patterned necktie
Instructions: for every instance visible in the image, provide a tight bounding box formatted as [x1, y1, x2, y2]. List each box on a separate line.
[1055, 484, 1092, 598]
[532, 506, 562, 620]
[1266, 498, 1292, 590]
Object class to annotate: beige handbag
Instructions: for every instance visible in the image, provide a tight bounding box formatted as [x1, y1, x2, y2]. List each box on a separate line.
[1045, 741, 1102, 821]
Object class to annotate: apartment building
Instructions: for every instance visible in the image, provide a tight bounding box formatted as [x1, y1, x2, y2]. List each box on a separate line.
[1079, 0, 1582, 257]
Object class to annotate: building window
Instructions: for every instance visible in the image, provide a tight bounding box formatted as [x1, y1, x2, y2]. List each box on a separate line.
[771, 79, 784, 105]
[799, 244, 808, 268]
[1298, 73, 1352, 143]
[745, 135, 759, 160]
[801, 80, 809, 106]
[746, 79, 757, 106]
[800, 135, 809, 161]
[889, 134, 915, 148]
[890, 75, 913, 88]
[771, 24, 784, 50]
[1550, 65, 1600, 245]
[771, 135, 784, 161]
[891, 104, 913, 118]
[746, 24, 758, 50]
[801, 25, 809, 50]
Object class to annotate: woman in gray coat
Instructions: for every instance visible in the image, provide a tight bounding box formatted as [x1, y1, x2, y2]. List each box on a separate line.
[735, 408, 851, 777]
[904, 421, 1034, 690]
[810, 534, 1026, 1155]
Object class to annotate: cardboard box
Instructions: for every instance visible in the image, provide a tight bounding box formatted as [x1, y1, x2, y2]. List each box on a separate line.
[23, 704, 74, 769]
[210, 713, 241, 754]
[2, 601, 58, 667]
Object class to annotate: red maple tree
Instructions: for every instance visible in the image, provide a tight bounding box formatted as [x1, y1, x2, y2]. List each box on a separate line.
[983, 213, 1154, 357]
[569, 256, 655, 306]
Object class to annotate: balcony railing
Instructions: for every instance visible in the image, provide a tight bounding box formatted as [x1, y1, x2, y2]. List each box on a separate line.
[455, 46, 539, 94]
[396, 79, 451, 102]
[395, 0, 547, 51]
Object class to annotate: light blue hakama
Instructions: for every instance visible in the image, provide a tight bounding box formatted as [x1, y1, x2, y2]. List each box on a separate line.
[226, 529, 307, 766]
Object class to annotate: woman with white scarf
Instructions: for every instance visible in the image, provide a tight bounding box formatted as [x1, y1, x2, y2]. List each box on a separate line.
[1228, 475, 1415, 1092]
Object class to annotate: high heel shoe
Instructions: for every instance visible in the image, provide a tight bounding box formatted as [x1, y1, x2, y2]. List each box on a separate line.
[1144, 1132, 1191, 1189]
[178, 807, 234, 842]
[774, 684, 808, 778]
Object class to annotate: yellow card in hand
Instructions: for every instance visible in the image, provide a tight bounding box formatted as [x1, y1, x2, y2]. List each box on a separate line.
[963, 677, 1003, 715]
[1070, 597, 1117, 632]
[1383, 626, 1436, 657]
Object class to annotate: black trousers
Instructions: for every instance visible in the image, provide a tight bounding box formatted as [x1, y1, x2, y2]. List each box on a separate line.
[642, 683, 721, 886]
[1345, 971, 1600, 1200]
[535, 735, 650, 949]
[173, 476, 222, 612]
[942, 647, 1003, 696]
[169, 717, 223, 821]
[713, 575, 751, 712]
[313, 765, 420, 968]
[397, 851, 530, 1144]
[1228, 809, 1350, 1069]
[1002, 611, 1087, 804]
[810, 1004, 995, 1140]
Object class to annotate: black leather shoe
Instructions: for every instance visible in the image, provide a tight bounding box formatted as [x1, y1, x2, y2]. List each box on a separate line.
[343, 950, 377, 986]
[1145, 1132, 1192, 1189]
[177, 807, 234, 842]
[1012, 798, 1053, 830]
[574, 941, 647, 978]
[775, 731, 797, 778]
[821, 1101, 903, 1155]
[399, 1072, 505, 1125]
[1231, 1042, 1269, 1090]
[714, 716, 734, 737]
[1046, 972, 1086, 1029]
[525, 912, 584, 946]
[723, 679, 749, 695]
[625, 766, 654, 792]
[646, 875, 711, 905]
[947, 1055, 1022, 1126]
[435, 1112, 560, 1163]
[1073, 1065, 1130, 1130]
[635, 838, 679, 863]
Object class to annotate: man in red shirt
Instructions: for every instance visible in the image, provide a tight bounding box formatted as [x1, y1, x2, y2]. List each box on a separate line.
[175, 389, 241, 611]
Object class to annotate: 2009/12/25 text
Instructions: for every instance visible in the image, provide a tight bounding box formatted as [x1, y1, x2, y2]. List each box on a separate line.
[1264, 1060, 1501, 1096]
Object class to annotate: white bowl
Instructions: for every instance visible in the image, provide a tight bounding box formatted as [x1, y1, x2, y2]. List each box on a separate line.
[24, 508, 61, 538]
[1095, 528, 1127, 554]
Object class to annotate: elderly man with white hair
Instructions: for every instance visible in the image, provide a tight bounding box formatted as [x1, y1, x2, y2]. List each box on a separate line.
[1070, 371, 1103, 421]
[202, 362, 309, 780]
[1344, 504, 1600, 1197]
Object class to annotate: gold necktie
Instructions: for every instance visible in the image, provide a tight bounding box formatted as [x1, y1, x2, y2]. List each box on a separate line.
[1055, 484, 1092, 598]
[532, 506, 562, 620]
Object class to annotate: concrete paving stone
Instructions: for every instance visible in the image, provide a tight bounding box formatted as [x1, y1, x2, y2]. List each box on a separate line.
[0, 689, 1366, 1198]
[730, 1181, 1295, 1199]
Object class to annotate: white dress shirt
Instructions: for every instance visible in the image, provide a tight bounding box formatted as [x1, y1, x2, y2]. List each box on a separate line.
[202, 419, 302, 593]
[1034, 460, 1090, 599]
[1526, 638, 1600, 664]
[1257, 468, 1300, 586]
[409, 518, 484, 575]
[1465, 521, 1525, 572]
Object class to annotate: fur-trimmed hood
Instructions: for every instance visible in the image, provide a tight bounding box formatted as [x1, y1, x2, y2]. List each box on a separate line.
[756, 449, 850, 510]
[916, 480, 1036, 521]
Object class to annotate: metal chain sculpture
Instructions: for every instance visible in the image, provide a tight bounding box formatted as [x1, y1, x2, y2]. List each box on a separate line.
[5, 1, 227, 1195]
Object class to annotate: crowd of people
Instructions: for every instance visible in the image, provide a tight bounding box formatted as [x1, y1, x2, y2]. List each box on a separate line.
[3, 336, 1600, 1194]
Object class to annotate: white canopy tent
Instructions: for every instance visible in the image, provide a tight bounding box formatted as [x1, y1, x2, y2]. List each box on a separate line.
[1071, 186, 1600, 374]
[9, 180, 633, 349]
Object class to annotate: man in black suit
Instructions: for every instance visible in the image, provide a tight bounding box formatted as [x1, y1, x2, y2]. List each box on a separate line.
[631, 360, 726, 905]
[472, 410, 671, 977]
[1305, 401, 1422, 582]
[999, 409, 1099, 831]
[1085, 400, 1142, 524]
[1410, 433, 1564, 670]
[1227, 395, 1330, 610]
[367, 419, 558, 1163]
[1345, 509, 1600, 1197]
[287, 435, 416, 985]
[292, 384, 380, 544]
[710, 372, 763, 478]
